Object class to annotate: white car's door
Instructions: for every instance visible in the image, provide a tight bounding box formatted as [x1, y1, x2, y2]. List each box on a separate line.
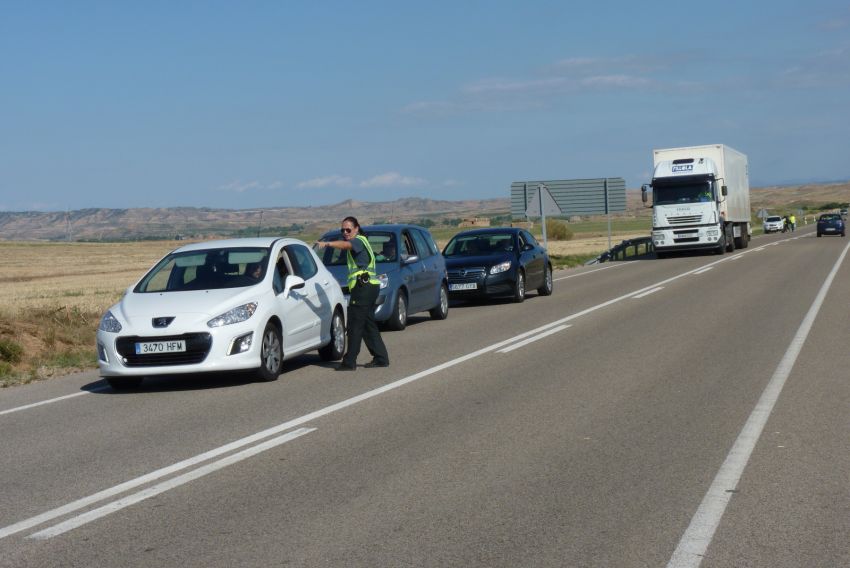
[280, 244, 327, 351]
[271, 248, 316, 354]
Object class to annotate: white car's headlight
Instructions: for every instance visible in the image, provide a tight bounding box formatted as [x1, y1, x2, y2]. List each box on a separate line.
[207, 302, 258, 328]
[490, 261, 511, 275]
[377, 273, 389, 289]
[98, 310, 122, 333]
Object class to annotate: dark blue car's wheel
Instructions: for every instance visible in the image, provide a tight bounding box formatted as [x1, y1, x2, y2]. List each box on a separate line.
[537, 264, 553, 296]
[513, 270, 526, 303]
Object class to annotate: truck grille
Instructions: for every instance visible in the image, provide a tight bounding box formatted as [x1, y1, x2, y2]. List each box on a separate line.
[668, 215, 702, 225]
[116, 333, 212, 367]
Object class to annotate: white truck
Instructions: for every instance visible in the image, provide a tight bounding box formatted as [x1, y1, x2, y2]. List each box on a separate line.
[642, 144, 750, 257]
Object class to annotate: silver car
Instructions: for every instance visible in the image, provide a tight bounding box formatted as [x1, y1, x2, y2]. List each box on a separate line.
[762, 215, 784, 233]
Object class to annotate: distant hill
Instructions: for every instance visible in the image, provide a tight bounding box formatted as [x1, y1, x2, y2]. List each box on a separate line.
[1, 181, 846, 241]
[0, 197, 512, 241]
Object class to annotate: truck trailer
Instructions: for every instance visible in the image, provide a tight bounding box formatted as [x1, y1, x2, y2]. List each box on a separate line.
[642, 144, 751, 257]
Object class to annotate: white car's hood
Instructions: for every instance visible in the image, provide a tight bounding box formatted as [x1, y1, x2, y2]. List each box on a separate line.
[114, 287, 265, 333]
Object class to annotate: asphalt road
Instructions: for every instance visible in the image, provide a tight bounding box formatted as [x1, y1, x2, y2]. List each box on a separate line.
[2, 227, 848, 567]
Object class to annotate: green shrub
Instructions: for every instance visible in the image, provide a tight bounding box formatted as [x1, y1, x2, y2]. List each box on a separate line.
[546, 219, 574, 241]
[0, 339, 24, 364]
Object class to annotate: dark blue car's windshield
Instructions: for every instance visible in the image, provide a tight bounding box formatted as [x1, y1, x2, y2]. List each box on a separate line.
[444, 234, 514, 257]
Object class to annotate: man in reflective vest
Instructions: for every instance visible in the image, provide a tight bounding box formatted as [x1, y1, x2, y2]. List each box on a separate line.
[316, 216, 389, 371]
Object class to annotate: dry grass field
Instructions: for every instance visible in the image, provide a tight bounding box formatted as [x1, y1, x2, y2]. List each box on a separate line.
[0, 241, 185, 385]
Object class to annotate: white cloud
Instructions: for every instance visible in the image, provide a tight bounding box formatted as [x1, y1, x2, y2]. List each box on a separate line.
[217, 180, 285, 193]
[579, 74, 652, 88]
[359, 172, 426, 188]
[295, 175, 353, 189]
[402, 53, 680, 116]
[462, 77, 568, 95]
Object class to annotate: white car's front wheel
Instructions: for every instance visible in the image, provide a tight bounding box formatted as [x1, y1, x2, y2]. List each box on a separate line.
[257, 322, 283, 381]
[319, 308, 345, 361]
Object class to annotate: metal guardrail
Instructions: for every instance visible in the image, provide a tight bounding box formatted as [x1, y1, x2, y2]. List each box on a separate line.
[585, 236, 654, 265]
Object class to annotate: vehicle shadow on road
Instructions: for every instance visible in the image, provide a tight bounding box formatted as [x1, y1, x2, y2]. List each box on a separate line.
[82, 355, 342, 394]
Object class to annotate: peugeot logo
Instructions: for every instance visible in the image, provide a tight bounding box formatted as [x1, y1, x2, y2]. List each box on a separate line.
[152, 317, 175, 328]
[460, 269, 467, 277]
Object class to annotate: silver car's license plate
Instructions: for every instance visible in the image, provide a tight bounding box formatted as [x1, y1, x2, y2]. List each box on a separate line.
[449, 283, 477, 291]
[135, 340, 186, 354]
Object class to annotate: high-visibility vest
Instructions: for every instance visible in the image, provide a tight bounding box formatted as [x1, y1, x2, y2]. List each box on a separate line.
[346, 234, 379, 289]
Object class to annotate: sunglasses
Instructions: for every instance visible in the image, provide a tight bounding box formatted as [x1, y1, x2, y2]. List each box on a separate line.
[341, 228, 353, 233]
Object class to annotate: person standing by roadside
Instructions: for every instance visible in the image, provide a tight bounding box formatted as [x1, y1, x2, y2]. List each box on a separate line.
[316, 216, 389, 371]
[788, 213, 796, 232]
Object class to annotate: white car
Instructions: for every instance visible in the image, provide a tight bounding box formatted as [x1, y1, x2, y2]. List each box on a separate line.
[762, 215, 784, 233]
[96, 238, 347, 389]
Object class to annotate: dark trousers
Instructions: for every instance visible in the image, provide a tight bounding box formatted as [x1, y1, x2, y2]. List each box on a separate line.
[343, 282, 389, 367]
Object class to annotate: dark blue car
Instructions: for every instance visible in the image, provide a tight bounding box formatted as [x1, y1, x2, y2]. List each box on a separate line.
[316, 224, 448, 330]
[443, 228, 553, 303]
[817, 213, 845, 237]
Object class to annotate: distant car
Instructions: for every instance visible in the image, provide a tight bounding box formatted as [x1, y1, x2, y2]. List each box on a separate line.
[816, 213, 845, 237]
[96, 238, 347, 389]
[442, 228, 553, 303]
[316, 224, 448, 331]
[762, 215, 784, 233]
[841, 209, 848, 218]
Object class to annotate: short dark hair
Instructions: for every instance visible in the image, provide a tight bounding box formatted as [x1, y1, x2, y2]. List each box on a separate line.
[342, 216, 367, 237]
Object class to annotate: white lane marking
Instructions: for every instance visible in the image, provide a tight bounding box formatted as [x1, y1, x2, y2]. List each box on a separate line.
[693, 267, 714, 275]
[0, 235, 802, 540]
[752, 247, 765, 252]
[0, 318, 582, 540]
[496, 325, 570, 353]
[30, 427, 316, 540]
[667, 240, 850, 568]
[632, 287, 664, 299]
[0, 388, 109, 417]
[554, 262, 634, 282]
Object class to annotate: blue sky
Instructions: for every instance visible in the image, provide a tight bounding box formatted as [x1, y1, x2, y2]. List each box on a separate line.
[2, 1, 849, 212]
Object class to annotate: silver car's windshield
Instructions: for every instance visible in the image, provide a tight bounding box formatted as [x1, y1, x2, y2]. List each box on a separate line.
[135, 247, 271, 293]
[316, 232, 397, 266]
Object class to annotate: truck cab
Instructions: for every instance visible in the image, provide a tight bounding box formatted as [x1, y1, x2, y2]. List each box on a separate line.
[642, 145, 750, 257]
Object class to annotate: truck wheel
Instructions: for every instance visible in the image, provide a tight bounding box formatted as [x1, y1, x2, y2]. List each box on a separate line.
[726, 228, 736, 252]
[715, 234, 726, 255]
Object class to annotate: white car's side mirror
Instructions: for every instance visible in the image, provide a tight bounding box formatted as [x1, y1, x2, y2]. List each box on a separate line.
[283, 275, 306, 295]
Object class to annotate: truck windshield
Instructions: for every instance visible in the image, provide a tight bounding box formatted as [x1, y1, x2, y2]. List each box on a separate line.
[654, 181, 714, 205]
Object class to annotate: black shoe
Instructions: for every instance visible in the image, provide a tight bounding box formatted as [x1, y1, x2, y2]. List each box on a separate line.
[335, 363, 356, 371]
[364, 359, 389, 368]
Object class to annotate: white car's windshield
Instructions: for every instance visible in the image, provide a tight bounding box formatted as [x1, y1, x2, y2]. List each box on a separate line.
[765, 216, 782, 222]
[135, 247, 271, 292]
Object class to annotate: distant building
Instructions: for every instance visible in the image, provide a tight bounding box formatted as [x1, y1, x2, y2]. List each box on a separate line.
[459, 217, 490, 228]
